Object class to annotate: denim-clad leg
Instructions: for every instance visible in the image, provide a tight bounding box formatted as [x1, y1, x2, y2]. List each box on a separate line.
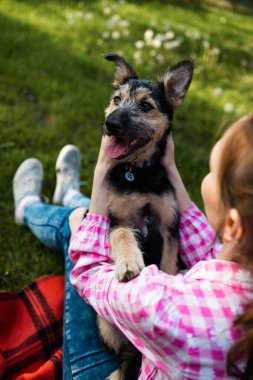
[24, 202, 118, 380]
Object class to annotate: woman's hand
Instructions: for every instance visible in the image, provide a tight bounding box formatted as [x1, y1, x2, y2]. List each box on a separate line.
[161, 134, 176, 173]
[161, 134, 192, 213]
[89, 136, 115, 216]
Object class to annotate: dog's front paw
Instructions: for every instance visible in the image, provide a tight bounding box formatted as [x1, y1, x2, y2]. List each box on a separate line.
[115, 250, 145, 282]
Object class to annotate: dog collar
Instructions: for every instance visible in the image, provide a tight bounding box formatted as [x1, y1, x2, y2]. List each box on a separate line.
[130, 159, 153, 168]
[125, 159, 153, 182]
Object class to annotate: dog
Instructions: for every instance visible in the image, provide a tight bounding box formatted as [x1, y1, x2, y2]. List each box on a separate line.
[97, 54, 194, 380]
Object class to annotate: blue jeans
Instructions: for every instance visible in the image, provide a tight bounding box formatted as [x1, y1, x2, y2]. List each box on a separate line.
[23, 201, 118, 380]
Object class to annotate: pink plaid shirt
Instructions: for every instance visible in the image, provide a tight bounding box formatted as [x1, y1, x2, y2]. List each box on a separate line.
[69, 203, 253, 379]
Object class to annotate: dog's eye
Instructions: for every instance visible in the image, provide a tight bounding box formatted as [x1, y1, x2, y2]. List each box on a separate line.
[113, 96, 121, 106]
[140, 102, 153, 112]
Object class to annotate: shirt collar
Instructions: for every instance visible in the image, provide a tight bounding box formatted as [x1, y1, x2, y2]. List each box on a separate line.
[186, 259, 253, 291]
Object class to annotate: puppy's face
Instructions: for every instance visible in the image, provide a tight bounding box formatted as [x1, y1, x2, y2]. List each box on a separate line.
[103, 54, 194, 163]
[104, 80, 173, 162]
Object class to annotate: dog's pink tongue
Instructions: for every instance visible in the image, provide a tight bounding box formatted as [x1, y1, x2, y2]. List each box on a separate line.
[105, 138, 129, 158]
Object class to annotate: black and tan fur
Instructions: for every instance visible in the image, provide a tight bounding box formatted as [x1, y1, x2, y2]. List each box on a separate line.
[98, 54, 194, 380]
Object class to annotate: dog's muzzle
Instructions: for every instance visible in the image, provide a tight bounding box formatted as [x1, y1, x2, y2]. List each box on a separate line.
[104, 110, 131, 137]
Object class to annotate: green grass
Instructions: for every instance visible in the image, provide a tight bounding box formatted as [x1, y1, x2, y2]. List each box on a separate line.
[0, 0, 252, 291]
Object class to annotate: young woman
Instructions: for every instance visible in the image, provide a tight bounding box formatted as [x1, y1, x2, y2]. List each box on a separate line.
[13, 113, 253, 379]
[68, 113, 253, 379]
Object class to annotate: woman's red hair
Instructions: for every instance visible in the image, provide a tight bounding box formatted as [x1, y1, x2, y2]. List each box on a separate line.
[217, 113, 253, 378]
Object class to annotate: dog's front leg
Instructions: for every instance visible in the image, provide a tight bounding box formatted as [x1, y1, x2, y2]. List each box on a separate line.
[109, 227, 145, 282]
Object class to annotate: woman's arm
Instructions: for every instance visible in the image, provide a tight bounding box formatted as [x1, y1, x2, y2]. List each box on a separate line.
[88, 136, 115, 216]
[161, 135, 192, 213]
[162, 136, 222, 267]
[69, 214, 187, 375]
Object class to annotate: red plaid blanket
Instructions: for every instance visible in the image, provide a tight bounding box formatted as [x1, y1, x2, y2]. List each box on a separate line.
[0, 275, 64, 380]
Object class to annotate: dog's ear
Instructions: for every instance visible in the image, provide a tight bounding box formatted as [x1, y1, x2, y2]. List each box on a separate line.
[161, 58, 194, 108]
[103, 53, 138, 88]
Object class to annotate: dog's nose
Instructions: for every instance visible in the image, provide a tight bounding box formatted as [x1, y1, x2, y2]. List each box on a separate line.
[105, 118, 123, 135]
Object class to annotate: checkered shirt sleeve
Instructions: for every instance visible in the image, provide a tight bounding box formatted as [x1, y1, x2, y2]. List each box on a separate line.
[179, 203, 222, 268]
[69, 214, 189, 376]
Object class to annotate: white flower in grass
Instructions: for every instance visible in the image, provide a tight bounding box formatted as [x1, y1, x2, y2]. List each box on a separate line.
[210, 325, 231, 349]
[102, 31, 110, 39]
[164, 41, 172, 50]
[163, 38, 183, 50]
[133, 51, 142, 60]
[112, 3, 119, 10]
[174, 37, 183, 46]
[150, 50, 156, 58]
[211, 47, 220, 56]
[122, 29, 130, 37]
[199, 367, 215, 379]
[133, 50, 143, 65]
[133, 51, 143, 64]
[185, 30, 194, 39]
[85, 12, 93, 20]
[219, 16, 227, 23]
[156, 54, 164, 63]
[224, 103, 234, 113]
[76, 11, 84, 19]
[163, 22, 171, 31]
[107, 14, 120, 28]
[66, 13, 74, 25]
[202, 40, 210, 49]
[152, 38, 162, 48]
[135, 40, 145, 49]
[111, 14, 120, 22]
[150, 20, 157, 27]
[119, 20, 129, 28]
[111, 30, 121, 40]
[178, 24, 185, 31]
[213, 87, 223, 96]
[165, 31, 175, 40]
[185, 30, 201, 40]
[144, 29, 154, 43]
[193, 31, 201, 40]
[103, 7, 111, 15]
[156, 33, 165, 42]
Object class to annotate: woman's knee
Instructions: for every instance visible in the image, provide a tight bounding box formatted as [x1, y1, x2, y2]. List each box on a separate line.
[69, 207, 87, 242]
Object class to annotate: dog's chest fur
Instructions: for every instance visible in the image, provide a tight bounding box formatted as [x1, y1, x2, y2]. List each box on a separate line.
[107, 161, 179, 274]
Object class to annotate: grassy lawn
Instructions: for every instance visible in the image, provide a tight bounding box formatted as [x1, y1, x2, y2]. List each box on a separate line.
[0, 0, 252, 291]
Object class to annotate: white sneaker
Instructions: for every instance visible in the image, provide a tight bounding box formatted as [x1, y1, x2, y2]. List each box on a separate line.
[53, 145, 81, 205]
[13, 158, 43, 225]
